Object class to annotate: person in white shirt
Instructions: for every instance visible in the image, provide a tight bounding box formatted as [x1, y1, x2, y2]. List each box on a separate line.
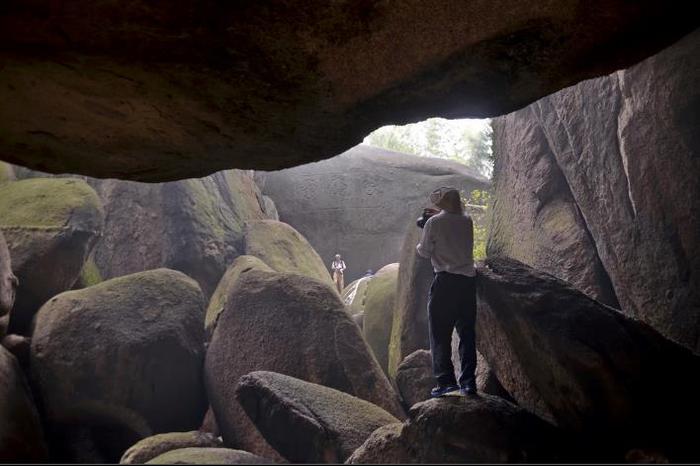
[330, 254, 347, 293]
[416, 186, 477, 397]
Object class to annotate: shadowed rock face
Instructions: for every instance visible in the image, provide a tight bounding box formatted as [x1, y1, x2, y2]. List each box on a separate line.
[0, 2, 696, 181]
[236, 371, 399, 463]
[489, 29, 700, 351]
[0, 346, 48, 463]
[30, 269, 207, 463]
[477, 257, 700, 461]
[0, 232, 17, 319]
[257, 145, 488, 283]
[347, 395, 564, 464]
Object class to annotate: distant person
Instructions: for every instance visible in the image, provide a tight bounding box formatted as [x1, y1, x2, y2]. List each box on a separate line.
[331, 254, 347, 293]
[416, 186, 477, 398]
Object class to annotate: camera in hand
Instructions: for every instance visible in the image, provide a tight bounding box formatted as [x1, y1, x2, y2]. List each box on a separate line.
[416, 208, 437, 229]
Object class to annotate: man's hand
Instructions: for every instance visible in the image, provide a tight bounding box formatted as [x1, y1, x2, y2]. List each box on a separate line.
[424, 207, 439, 216]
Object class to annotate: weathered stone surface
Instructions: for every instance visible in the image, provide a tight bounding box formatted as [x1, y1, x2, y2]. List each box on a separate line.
[395, 349, 512, 410]
[257, 145, 488, 282]
[236, 371, 399, 463]
[205, 270, 404, 458]
[262, 195, 279, 221]
[0, 2, 695, 181]
[347, 395, 563, 463]
[491, 30, 700, 351]
[342, 276, 372, 315]
[120, 431, 223, 465]
[0, 346, 48, 462]
[146, 447, 271, 465]
[488, 108, 618, 306]
[1, 333, 30, 369]
[204, 255, 272, 338]
[387, 220, 433, 378]
[199, 407, 219, 438]
[0, 178, 104, 335]
[0, 231, 17, 319]
[477, 257, 700, 461]
[30, 269, 207, 462]
[243, 220, 333, 286]
[362, 263, 399, 373]
[89, 170, 268, 297]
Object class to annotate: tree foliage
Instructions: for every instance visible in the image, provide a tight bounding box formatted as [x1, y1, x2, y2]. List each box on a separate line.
[364, 118, 493, 178]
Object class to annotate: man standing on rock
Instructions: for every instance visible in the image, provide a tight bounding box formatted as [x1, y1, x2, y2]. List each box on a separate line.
[331, 253, 347, 293]
[416, 187, 477, 398]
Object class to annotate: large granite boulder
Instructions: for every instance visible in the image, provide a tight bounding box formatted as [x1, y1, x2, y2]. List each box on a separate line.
[0, 346, 48, 462]
[0, 231, 17, 320]
[0, 178, 104, 335]
[120, 431, 223, 465]
[236, 371, 399, 463]
[387, 220, 433, 378]
[88, 170, 268, 297]
[204, 255, 272, 338]
[490, 29, 700, 352]
[488, 108, 618, 307]
[30, 269, 207, 462]
[477, 257, 700, 461]
[205, 270, 404, 458]
[242, 220, 333, 286]
[362, 263, 399, 373]
[0, 2, 695, 181]
[257, 145, 488, 282]
[347, 395, 563, 463]
[145, 447, 271, 465]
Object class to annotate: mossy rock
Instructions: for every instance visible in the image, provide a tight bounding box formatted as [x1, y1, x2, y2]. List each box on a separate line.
[120, 431, 222, 464]
[0, 178, 104, 334]
[236, 371, 399, 463]
[342, 276, 372, 315]
[0, 231, 15, 318]
[30, 269, 207, 463]
[90, 170, 267, 298]
[146, 447, 270, 464]
[243, 220, 333, 287]
[204, 255, 272, 337]
[363, 263, 399, 374]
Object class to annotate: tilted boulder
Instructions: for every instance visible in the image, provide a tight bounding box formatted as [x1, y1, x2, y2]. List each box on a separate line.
[477, 257, 700, 461]
[0, 231, 17, 320]
[0, 178, 104, 335]
[0, 346, 48, 462]
[347, 395, 563, 463]
[0, 162, 14, 184]
[387, 220, 433, 378]
[204, 255, 272, 338]
[362, 263, 399, 374]
[243, 220, 333, 286]
[30, 269, 207, 462]
[205, 270, 404, 458]
[120, 431, 223, 465]
[88, 170, 268, 297]
[145, 447, 271, 465]
[236, 371, 399, 463]
[257, 145, 487, 283]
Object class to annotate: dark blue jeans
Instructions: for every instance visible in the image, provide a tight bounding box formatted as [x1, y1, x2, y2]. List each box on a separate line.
[428, 271, 477, 389]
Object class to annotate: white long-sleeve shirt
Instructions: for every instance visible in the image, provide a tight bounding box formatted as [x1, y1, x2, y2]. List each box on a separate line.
[416, 211, 476, 277]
